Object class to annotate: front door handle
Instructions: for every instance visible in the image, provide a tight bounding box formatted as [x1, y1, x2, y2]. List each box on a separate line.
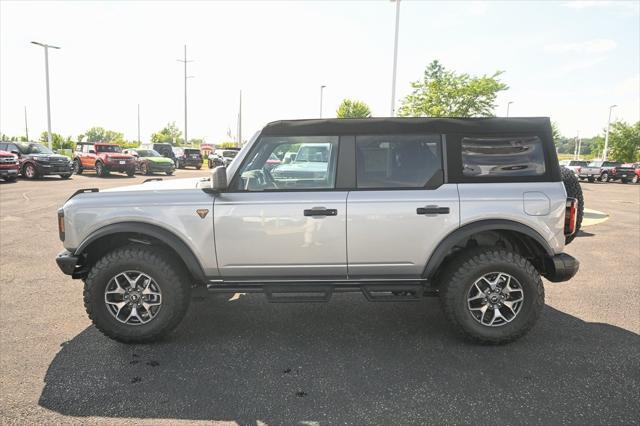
[304, 207, 338, 217]
[417, 206, 450, 215]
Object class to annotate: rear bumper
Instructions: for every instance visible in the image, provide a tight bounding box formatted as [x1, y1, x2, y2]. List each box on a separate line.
[544, 253, 579, 282]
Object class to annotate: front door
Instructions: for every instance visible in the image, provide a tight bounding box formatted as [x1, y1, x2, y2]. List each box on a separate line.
[214, 135, 347, 279]
[347, 134, 460, 278]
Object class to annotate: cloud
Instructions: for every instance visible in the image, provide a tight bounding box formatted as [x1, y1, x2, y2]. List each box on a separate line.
[544, 39, 617, 54]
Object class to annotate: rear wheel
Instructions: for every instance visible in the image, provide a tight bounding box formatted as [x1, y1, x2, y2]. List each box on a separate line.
[23, 163, 39, 179]
[73, 159, 83, 175]
[561, 167, 584, 244]
[600, 172, 609, 182]
[141, 162, 150, 175]
[195, 164, 202, 170]
[587, 177, 595, 183]
[83, 246, 191, 343]
[439, 248, 544, 344]
[166, 171, 173, 176]
[633, 175, 639, 184]
[126, 168, 135, 177]
[60, 174, 71, 180]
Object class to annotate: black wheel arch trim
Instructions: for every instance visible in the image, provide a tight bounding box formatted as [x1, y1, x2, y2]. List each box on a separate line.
[74, 222, 206, 281]
[423, 219, 554, 279]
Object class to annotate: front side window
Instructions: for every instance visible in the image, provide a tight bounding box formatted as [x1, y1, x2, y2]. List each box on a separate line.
[21, 143, 52, 154]
[234, 136, 339, 191]
[356, 134, 443, 189]
[96, 145, 122, 153]
[461, 136, 545, 177]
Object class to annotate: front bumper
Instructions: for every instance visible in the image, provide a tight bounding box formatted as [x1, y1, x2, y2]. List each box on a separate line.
[34, 161, 72, 175]
[544, 253, 580, 282]
[105, 161, 135, 172]
[149, 163, 175, 172]
[0, 168, 19, 177]
[56, 250, 80, 276]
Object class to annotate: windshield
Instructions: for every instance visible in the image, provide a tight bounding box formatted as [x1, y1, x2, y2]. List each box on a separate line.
[19, 143, 52, 155]
[588, 161, 603, 167]
[184, 149, 201, 155]
[96, 145, 122, 153]
[137, 149, 160, 157]
[222, 150, 238, 158]
[295, 145, 329, 162]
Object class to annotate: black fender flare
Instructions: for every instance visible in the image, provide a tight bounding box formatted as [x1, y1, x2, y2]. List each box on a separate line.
[74, 222, 206, 281]
[423, 219, 554, 279]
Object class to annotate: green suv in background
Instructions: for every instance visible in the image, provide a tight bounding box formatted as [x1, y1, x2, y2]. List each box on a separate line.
[123, 149, 175, 175]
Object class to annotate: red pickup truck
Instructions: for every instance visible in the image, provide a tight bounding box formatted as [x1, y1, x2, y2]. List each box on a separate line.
[615, 163, 640, 184]
[73, 143, 136, 177]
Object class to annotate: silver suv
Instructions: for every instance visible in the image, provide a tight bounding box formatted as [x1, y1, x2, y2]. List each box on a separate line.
[55, 118, 580, 344]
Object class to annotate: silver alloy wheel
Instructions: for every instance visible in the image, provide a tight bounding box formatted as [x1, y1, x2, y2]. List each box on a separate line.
[467, 272, 524, 327]
[104, 271, 162, 325]
[25, 164, 35, 178]
[601, 173, 608, 182]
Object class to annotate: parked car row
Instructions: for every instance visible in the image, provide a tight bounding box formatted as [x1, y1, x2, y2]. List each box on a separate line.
[0, 141, 72, 180]
[560, 159, 639, 184]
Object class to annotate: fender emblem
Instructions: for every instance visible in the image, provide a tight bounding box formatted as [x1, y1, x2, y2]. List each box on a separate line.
[196, 209, 209, 219]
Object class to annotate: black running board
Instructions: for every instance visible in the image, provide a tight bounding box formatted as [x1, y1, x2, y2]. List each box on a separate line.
[207, 281, 436, 303]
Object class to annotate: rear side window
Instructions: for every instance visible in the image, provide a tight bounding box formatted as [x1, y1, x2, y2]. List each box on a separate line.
[355, 134, 442, 189]
[461, 136, 545, 177]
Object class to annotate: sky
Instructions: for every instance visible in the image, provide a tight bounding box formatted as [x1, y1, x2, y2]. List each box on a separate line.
[1, 0, 638, 144]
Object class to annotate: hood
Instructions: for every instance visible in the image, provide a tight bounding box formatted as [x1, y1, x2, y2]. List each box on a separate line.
[102, 177, 204, 192]
[145, 156, 174, 164]
[27, 153, 70, 161]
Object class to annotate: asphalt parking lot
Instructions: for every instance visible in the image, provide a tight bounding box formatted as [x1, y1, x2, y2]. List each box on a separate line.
[1, 171, 639, 425]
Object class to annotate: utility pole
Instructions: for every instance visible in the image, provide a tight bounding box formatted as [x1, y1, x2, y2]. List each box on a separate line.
[390, 0, 401, 116]
[577, 133, 582, 160]
[319, 85, 326, 118]
[603, 104, 617, 160]
[31, 41, 60, 150]
[506, 101, 514, 117]
[137, 104, 141, 144]
[24, 106, 29, 141]
[237, 90, 242, 144]
[573, 131, 580, 160]
[177, 45, 193, 145]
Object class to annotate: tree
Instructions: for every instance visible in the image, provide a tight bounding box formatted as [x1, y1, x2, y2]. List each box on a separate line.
[607, 121, 640, 162]
[398, 60, 508, 117]
[82, 127, 125, 144]
[38, 131, 74, 150]
[151, 122, 183, 145]
[336, 99, 372, 118]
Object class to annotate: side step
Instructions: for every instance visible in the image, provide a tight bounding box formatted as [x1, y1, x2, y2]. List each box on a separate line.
[207, 282, 436, 303]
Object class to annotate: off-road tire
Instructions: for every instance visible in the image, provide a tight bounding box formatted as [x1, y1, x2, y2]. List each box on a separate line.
[600, 172, 609, 182]
[73, 159, 83, 175]
[195, 164, 202, 170]
[96, 161, 109, 177]
[439, 248, 544, 344]
[126, 168, 136, 177]
[83, 246, 191, 343]
[561, 167, 584, 244]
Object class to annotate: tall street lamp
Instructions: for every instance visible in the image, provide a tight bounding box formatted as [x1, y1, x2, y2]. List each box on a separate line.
[390, 0, 401, 116]
[177, 45, 194, 145]
[506, 101, 514, 117]
[319, 85, 326, 118]
[31, 41, 60, 150]
[603, 104, 617, 160]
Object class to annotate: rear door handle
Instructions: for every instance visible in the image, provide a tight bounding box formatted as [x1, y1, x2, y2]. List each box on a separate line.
[304, 207, 338, 217]
[417, 206, 450, 215]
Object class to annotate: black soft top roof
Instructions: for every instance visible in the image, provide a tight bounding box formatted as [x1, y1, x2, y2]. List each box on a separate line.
[261, 117, 552, 136]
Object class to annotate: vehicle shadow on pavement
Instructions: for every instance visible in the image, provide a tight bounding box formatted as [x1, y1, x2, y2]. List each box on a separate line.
[39, 295, 640, 425]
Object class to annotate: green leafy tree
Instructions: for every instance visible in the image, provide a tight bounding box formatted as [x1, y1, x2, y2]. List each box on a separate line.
[151, 122, 183, 145]
[336, 99, 372, 118]
[188, 138, 204, 146]
[82, 127, 125, 144]
[607, 121, 640, 162]
[38, 131, 69, 149]
[398, 60, 508, 117]
[218, 141, 239, 149]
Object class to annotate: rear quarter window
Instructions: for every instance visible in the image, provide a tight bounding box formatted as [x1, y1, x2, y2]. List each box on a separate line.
[461, 136, 545, 178]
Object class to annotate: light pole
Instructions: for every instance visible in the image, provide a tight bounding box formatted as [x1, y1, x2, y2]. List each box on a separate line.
[319, 85, 326, 118]
[177, 45, 194, 145]
[31, 41, 60, 150]
[506, 101, 514, 117]
[137, 104, 141, 144]
[24, 106, 29, 141]
[390, 0, 401, 116]
[603, 104, 617, 160]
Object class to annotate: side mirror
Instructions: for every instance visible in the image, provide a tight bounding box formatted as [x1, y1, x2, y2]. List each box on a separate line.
[89, 149, 96, 154]
[211, 166, 228, 191]
[10, 150, 19, 155]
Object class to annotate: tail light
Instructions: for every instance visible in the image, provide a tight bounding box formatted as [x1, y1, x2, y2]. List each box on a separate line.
[565, 198, 578, 236]
[57, 208, 65, 241]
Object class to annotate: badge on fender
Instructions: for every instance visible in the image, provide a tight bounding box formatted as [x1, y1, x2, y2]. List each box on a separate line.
[196, 209, 209, 219]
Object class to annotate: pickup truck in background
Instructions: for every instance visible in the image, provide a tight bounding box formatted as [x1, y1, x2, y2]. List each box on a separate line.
[578, 160, 621, 182]
[559, 160, 588, 177]
[614, 163, 640, 184]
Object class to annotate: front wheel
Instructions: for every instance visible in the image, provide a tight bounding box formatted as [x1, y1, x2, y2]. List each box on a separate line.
[83, 246, 191, 343]
[96, 162, 109, 177]
[73, 159, 83, 174]
[141, 162, 150, 175]
[439, 248, 544, 344]
[60, 174, 71, 180]
[195, 164, 202, 170]
[23, 163, 39, 179]
[600, 172, 609, 182]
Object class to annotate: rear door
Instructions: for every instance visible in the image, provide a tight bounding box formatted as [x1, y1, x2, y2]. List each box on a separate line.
[347, 134, 460, 278]
[214, 135, 348, 279]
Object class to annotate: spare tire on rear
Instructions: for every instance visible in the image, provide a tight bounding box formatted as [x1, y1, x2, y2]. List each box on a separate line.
[561, 167, 584, 244]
